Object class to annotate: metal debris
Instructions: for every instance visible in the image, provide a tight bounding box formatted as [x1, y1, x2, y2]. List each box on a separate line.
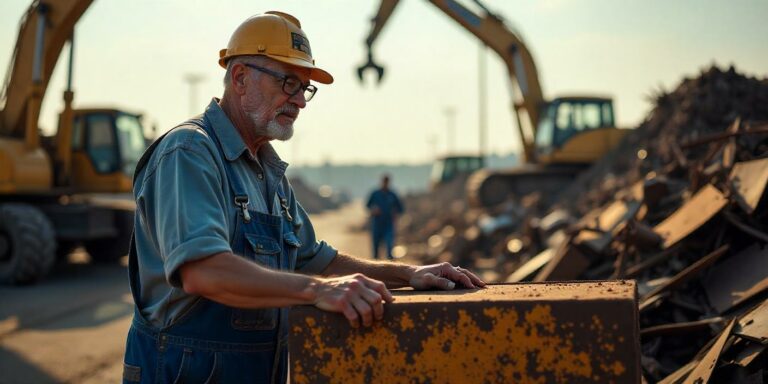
[703, 244, 768, 313]
[682, 319, 736, 384]
[735, 300, 768, 344]
[652, 185, 727, 249]
[728, 158, 768, 214]
[389, 65, 768, 382]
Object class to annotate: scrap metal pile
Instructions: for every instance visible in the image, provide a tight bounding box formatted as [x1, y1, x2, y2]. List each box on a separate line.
[397, 66, 768, 383]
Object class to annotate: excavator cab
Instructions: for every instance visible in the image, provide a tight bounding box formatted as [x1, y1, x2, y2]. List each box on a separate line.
[67, 109, 146, 192]
[535, 97, 625, 164]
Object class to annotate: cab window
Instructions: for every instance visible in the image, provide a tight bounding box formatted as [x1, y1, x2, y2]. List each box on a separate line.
[115, 114, 146, 176]
[86, 114, 119, 173]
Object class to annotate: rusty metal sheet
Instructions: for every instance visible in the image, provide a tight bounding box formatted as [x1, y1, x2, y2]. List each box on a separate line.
[658, 360, 697, 384]
[533, 242, 591, 282]
[653, 184, 728, 248]
[703, 244, 768, 313]
[682, 319, 736, 384]
[575, 200, 641, 254]
[640, 245, 729, 308]
[729, 158, 768, 215]
[290, 282, 640, 384]
[735, 299, 768, 344]
[506, 248, 554, 283]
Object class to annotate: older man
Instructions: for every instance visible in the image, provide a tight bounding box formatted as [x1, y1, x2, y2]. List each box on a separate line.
[122, 12, 484, 383]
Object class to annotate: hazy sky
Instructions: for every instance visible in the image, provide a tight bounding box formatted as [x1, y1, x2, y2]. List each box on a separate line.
[1, 0, 766, 166]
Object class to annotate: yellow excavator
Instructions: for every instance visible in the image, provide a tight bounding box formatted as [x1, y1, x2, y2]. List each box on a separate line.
[0, 0, 147, 284]
[358, 0, 629, 207]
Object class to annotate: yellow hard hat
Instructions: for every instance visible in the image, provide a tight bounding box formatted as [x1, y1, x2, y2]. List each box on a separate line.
[219, 11, 333, 84]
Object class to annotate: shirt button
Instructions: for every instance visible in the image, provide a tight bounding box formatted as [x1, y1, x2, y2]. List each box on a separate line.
[257, 173, 264, 180]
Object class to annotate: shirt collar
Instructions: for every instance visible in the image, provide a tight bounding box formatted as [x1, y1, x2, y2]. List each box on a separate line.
[203, 98, 289, 172]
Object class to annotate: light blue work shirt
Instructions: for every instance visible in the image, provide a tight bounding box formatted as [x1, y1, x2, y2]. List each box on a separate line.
[132, 98, 337, 327]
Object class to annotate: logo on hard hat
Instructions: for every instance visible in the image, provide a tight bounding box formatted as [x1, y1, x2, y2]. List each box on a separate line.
[291, 33, 312, 56]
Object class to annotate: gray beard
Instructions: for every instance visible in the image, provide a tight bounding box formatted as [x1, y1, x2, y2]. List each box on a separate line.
[248, 111, 294, 141]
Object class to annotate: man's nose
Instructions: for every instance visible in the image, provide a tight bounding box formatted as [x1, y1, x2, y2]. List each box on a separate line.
[289, 91, 307, 108]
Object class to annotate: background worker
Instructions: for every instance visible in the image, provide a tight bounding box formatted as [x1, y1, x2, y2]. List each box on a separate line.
[122, 11, 484, 384]
[366, 174, 404, 260]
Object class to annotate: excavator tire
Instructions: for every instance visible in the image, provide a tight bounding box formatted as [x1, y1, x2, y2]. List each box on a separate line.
[84, 209, 133, 262]
[0, 203, 56, 284]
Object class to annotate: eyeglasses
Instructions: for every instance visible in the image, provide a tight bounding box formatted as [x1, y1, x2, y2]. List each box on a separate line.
[244, 64, 318, 102]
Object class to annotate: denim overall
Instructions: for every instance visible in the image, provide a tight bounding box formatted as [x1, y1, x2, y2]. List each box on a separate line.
[123, 117, 300, 383]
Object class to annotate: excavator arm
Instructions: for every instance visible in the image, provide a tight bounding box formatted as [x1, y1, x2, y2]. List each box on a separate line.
[0, 0, 93, 149]
[358, 0, 544, 162]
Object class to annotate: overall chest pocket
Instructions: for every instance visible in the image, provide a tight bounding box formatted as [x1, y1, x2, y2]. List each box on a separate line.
[231, 234, 281, 331]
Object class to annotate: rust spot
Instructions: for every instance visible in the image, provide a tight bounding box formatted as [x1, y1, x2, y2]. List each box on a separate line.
[399, 312, 415, 331]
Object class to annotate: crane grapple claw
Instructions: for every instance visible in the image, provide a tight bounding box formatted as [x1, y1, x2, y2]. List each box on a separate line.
[356, 53, 385, 84]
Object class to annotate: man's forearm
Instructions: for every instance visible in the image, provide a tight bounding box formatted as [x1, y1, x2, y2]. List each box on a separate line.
[181, 252, 320, 309]
[321, 253, 416, 289]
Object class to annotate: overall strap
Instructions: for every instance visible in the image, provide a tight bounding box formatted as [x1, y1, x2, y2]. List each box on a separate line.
[188, 117, 254, 223]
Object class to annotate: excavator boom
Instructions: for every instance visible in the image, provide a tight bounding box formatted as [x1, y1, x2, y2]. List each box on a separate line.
[359, 0, 629, 208]
[0, 0, 92, 145]
[359, 0, 544, 162]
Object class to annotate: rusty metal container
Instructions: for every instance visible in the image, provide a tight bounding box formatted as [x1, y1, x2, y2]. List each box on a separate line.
[290, 281, 640, 383]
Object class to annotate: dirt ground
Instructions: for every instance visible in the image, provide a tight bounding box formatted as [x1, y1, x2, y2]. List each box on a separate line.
[0, 201, 374, 384]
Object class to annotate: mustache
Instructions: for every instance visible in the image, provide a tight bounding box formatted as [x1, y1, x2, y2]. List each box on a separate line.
[276, 105, 299, 118]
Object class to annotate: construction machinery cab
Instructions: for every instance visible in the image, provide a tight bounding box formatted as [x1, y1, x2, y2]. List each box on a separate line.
[67, 109, 146, 191]
[430, 154, 485, 188]
[535, 97, 625, 165]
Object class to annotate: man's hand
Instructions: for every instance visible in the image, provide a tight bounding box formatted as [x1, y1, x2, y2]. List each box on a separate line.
[409, 262, 486, 290]
[313, 274, 394, 328]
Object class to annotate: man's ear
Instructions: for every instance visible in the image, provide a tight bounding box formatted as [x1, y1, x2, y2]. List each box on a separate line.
[230, 64, 249, 95]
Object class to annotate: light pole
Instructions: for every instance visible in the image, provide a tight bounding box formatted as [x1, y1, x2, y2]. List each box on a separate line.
[184, 73, 206, 116]
[478, 42, 488, 158]
[443, 106, 456, 154]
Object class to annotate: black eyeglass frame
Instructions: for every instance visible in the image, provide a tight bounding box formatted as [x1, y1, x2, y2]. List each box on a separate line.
[243, 64, 318, 101]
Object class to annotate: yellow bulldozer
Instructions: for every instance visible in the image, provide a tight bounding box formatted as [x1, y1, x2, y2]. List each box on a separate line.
[358, 0, 630, 207]
[0, 0, 148, 284]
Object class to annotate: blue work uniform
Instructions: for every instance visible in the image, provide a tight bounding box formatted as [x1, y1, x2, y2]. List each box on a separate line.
[123, 99, 337, 383]
[366, 188, 404, 260]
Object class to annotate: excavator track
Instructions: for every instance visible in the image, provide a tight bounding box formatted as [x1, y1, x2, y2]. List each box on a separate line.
[466, 164, 590, 208]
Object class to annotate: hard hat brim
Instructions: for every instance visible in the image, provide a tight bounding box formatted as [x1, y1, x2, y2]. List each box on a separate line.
[270, 55, 334, 85]
[219, 53, 334, 85]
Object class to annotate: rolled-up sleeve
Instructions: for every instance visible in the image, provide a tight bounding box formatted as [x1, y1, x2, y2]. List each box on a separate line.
[139, 138, 232, 287]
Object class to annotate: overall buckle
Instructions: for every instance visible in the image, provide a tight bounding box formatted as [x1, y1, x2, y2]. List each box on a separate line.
[279, 198, 293, 222]
[234, 195, 251, 223]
